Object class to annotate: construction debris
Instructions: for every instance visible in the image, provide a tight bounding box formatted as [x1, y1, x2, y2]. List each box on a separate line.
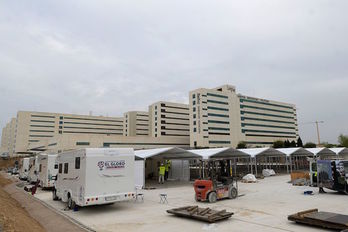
[292, 178, 310, 186]
[167, 206, 234, 223]
[241, 174, 257, 183]
[262, 169, 276, 177]
[288, 209, 348, 231]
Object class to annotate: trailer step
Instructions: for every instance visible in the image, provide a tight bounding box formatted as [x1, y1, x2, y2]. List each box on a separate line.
[167, 205, 233, 223]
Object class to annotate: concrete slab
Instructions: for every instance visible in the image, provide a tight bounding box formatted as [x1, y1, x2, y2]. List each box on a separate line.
[34, 175, 348, 232]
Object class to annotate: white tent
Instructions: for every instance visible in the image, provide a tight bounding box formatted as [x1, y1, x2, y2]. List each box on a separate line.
[188, 147, 249, 160]
[134, 147, 201, 188]
[329, 147, 348, 159]
[305, 148, 337, 158]
[277, 148, 313, 171]
[238, 147, 287, 175]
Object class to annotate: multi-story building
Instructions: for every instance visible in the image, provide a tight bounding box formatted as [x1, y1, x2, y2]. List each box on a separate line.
[189, 85, 298, 148]
[13, 111, 124, 154]
[0, 118, 17, 155]
[123, 111, 149, 136]
[149, 101, 190, 138]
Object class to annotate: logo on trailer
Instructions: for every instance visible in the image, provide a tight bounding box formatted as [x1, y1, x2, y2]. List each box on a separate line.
[97, 161, 105, 170]
[97, 160, 125, 170]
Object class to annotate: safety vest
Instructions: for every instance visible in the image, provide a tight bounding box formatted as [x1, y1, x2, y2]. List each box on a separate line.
[159, 166, 165, 175]
[165, 160, 171, 171]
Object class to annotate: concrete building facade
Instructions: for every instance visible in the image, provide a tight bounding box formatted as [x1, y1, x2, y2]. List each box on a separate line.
[123, 111, 149, 136]
[0, 118, 17, 155]
[149, 101, 190, 138]
[189, 85, 298, 148]
[13, 111, 124, 154]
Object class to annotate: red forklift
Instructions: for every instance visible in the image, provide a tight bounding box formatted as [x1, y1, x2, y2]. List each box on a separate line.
[194, 160, 238, 203]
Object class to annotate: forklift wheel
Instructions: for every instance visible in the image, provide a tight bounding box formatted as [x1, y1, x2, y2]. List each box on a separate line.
[229, 187, 238, 199]
[208, 192, 217, 203]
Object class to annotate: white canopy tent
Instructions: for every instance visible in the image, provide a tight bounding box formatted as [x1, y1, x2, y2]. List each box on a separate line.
[134, 147, 201, 188]
[305, 148, 337, 159]
[329, 147, 348, 159]
[188, 147, 251, 178]
[238, 147, 287, 175]
[277, 148, 314, 171]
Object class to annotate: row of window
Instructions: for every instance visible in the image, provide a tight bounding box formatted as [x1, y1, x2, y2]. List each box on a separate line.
[31, 114, 56, 119]
[240, 104, 294, 115]
[207, 106, 229, 111]
[239, 98, 294, 110]
[242, 129, 297, 135]
[241, 111, 295, 119]
[241, 116, 295, 125]
[30, 120, 55, 123]
[29, 130, 55, 133]
[245, 134, 297, 138]
[207, 93, 228, 99]
[241, 123, 296, 130]
[207, 113, 229, 118]
[58, 157, 80, 174]
[63, 116, 123, 123]
[207, 99, 229, 105]
[62, 121, 123, 127]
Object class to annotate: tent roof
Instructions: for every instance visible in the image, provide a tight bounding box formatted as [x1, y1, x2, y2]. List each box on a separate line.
[276, 147, 313, 157]
[305, 147, 337, 156]
[189, 147, 250, 160]
[134, 147, 200, 160]
[238, 147, 286, 158]
[329, 147, 348, 155]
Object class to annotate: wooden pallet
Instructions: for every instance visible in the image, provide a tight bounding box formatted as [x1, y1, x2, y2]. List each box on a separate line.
[167, 206, 234, 223]
[288, 209, 348, 231]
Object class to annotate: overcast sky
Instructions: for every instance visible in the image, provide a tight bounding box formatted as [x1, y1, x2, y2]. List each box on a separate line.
[0, 0, 347, 144]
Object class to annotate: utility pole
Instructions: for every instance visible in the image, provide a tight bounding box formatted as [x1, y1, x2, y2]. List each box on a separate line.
[315, 121, 324, 146]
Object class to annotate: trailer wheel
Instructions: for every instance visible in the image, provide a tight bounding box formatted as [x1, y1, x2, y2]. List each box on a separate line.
[208, 192, 217, 203]
[67, 194, 75, 210]
[52, 188, 58, 201]
[229, 187, 238, 199]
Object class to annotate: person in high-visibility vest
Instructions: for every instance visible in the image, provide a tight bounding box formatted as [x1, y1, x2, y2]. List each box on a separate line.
[158, 163, 165, 184]
[165, 160, 171, 180]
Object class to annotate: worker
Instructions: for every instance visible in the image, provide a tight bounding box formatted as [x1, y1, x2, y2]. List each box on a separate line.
[165, 160, 171, 180]
[158, 163, 165, 184]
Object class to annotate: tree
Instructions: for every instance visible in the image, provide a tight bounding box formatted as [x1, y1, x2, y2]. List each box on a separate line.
[297, 137, 303, 147]
[284, 140, 290, 148]
[322, 142, 336, 148]
[290, 140, 297, 147]
[273, 140, 284, 148]
[237, 141, 247, 149]
[304, 142, 316, 148]
[338, 134, 348, 147]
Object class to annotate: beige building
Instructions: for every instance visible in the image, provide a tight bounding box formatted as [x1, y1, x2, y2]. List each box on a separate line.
[27, 134, 190, 153]
[13, 111, 124, 154]
[123, 111, 149, 136]
[149, 101, 190, 138]
[189, 85, 298, 148]
[0, 118, 17, 155]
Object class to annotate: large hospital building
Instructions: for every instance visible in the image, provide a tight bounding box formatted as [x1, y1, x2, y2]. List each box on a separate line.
[0, 84, 298, 156]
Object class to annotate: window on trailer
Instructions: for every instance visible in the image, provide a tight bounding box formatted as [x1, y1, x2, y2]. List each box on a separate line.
[54, 164, 58, 169]
[39, 164, 42, 172]
[75, 157, 80, 169]
[58, 163, 62, 173]
[64, 163, 68, 174]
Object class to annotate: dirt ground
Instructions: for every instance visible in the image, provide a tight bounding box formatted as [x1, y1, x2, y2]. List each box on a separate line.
[0, 158, 21, 171]
[0, 174, 45, 232]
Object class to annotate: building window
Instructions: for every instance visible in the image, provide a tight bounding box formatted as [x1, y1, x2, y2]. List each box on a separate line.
[193, 114, 196, 119]
[59, 121, 63, 124]
[60, 116, 63, 120]
[59, 126, 62, 129]
[194, 141, 197, 147]
[193, 100, 196, 105]
[64, 163, 69, 174]
[75, 157, 80, 169]
[58, 163, 62, 173]
[193, 107, 196, 112]
[193, 128, 197, 132]
[193, 121, 196, 125]
[59, 130, 62, 134]
[155, 122, 157, 126]
[76, 142, 90, 146]
[192, 94, 196, 99]
[155, 117, 157, 121]
[161, 132, 165, 135]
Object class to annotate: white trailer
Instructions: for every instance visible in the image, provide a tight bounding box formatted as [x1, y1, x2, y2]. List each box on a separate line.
[38, 154, 58, 188]
[53, 148, 135, 209]
[28, 156, 39, 183]
[19, 158, 30, 180]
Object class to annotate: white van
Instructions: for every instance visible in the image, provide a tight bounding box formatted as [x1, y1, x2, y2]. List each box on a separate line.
[38, 154, 58, 188]
[53, 148, 135, 209]
[28, 156, 39, 183]
[19, 158, 30, 180]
